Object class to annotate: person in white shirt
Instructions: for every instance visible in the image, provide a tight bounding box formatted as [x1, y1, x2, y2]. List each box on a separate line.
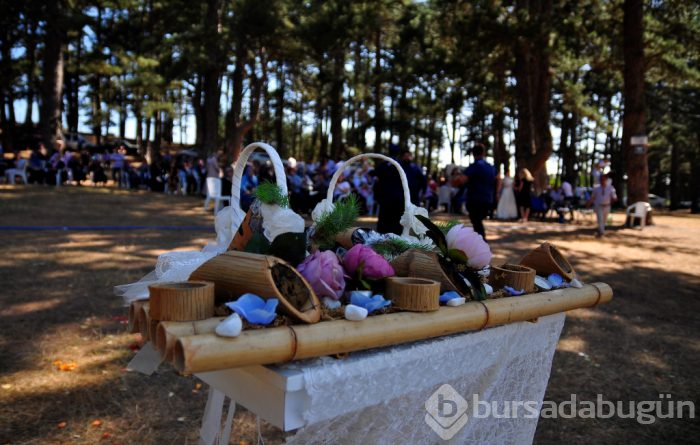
[586, 174, 617, 237]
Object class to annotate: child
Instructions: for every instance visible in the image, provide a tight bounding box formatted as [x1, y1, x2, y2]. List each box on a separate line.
[586, 174, 617, 237]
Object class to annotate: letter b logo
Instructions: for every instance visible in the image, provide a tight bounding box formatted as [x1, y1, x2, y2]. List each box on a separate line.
[425, 384, 469, 440]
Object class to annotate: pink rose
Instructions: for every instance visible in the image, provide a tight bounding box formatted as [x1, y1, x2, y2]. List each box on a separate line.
[297, 251, 346, 300]
[446, 224, 492, 269]
[343, 244, 395, 280]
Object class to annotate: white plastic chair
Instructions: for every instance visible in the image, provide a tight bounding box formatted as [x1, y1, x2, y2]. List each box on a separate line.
[626, 201, 652, 229]
[4, 159, 28, 184]
[437, 185, 454, 213]
[204, 177, 231, 215]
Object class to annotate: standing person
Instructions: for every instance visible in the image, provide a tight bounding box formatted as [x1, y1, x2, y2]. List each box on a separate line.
[463, 144, 496, 241]
[373, 144, 404, 234]
[586, 173, 617, 237]
[515, 168, 534, 223]
[206, 150, 222, 178]
[399, 150, 427, 205]
[496, 169, 518, 219]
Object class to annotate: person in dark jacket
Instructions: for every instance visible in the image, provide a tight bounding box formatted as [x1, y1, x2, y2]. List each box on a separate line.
[463, 143, 496, 241]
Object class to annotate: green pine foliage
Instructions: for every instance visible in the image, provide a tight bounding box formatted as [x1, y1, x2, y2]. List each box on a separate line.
[370, 237, 435, 261]
[254, 181, 289, 208]
[313, 194, 360, 250]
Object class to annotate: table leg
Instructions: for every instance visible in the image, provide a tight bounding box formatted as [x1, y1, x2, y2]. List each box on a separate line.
[199, 388, 225, 445]
[199, 387, 237, 445]
[220, 399, 236, 445]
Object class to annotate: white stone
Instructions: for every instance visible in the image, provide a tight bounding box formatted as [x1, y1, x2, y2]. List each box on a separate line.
[344, 304, 368, 321]
[484, 283, 493, 295]
[322, 297, 342, 309]
[446, 297, 466, 307]
[215, 313, 242, 337]
[570, 278, 583, 289]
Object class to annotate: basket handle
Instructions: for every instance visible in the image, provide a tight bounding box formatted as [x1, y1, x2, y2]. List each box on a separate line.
[311, 153, 428, 238]
[230, 142, 288, 229]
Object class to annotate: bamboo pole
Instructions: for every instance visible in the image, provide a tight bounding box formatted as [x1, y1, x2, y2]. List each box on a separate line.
[173, 283, 612, 374]
[155, 318, 225, 361]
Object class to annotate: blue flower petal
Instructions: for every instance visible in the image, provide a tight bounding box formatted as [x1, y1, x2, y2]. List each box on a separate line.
[350, 292, 390, 313]
[547, 273, 564, 288]
[225, 293, 279, 325]
[440, 291, 462, 303]
[503, 286, 526, 296]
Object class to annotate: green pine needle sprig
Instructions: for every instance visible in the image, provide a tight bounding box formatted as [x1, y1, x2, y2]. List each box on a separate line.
[435, 220, 461, 235]
[254, 181, 289, 208]
[370, 237, 435, 261]
[314, 194, 360, 250]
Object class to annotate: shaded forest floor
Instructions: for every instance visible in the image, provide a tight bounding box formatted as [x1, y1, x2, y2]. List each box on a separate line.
[0, 185, 698, 444]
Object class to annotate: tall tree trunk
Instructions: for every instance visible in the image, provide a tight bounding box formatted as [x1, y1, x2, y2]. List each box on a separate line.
[193, 74, 205, 146]
[329, 47, 345, 159]
[40, 0, 66, 150]
[513, 0, 553, 190]
[373, 29, 383, 151]
[669, 139, 679, 210]
[274, 64, 285, 156]
[621, 0, 649, 205]
[225, 47, 265, 162]
[24, 17, 37, 127]
[202, 0, 223, 154]
[153, 110, 161, 153]
[691, 131, 700, 214]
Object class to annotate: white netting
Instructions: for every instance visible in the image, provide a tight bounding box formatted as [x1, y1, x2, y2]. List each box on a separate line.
[279, 313, 565, 445]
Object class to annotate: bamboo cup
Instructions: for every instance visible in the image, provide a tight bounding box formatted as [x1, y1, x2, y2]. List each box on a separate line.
[188, 251, 321, 324]
[489, 264, 536, 293]
[520, 242, 575, 281]
[391, 249, 467, 296]
[137, 303, 158, 342]
[386, 277, 441, 312]
[148, 281, 215, 322]
[172, 283, 612, 374]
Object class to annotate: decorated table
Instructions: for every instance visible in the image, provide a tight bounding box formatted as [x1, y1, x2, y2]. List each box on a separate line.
[196, 313, 566, 445]
[117, 142, 613, 444]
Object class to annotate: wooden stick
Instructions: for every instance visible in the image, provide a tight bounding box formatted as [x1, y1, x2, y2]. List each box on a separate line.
[155, 318, 225, 361]
[173, 283, 612, 374]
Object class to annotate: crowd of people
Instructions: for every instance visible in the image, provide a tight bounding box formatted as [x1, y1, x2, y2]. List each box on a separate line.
[2, 140, 614, 238]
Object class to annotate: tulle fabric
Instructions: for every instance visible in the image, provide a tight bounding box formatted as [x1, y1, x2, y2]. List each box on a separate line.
[280, 313, 565, 444]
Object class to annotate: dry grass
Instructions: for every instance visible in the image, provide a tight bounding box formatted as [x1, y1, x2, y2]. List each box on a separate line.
[1, 184, 699, 444]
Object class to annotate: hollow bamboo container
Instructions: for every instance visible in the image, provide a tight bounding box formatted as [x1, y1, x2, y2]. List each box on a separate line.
[188, 251, 321, 324]
[489, 264, 536, 293]
[137, 303, 158, 342]
[391, 249, 465, 295]
[128, 300, 147, 334]
[386, 277, 441, 312]
[148, 281, 215, 322]
[155, 318, 225, 361]
[173, 282, 612, 374]
[520, 242, 575, 281]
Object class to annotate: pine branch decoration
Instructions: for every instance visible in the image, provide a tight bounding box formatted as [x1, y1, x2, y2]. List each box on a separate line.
[254, 181, 289, 208]
[314, 194, 360, 250]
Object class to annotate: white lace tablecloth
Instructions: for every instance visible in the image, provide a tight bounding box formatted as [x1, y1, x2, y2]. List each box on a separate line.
[276, 312, 565, 444]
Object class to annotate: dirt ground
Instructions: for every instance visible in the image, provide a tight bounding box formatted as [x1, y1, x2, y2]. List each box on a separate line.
[0, 185, 698, 444]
